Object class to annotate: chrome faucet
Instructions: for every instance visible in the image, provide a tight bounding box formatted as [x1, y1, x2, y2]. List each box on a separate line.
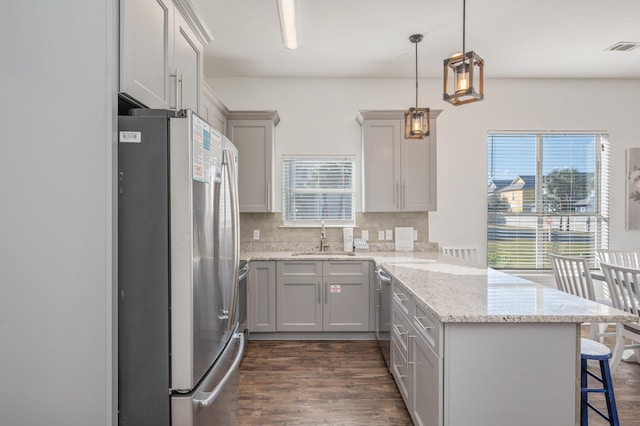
[320, 221, 329, 252]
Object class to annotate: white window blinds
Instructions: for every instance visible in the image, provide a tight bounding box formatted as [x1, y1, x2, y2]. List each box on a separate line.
[283, 157, 355, 225]
[487, 133, 609, 269]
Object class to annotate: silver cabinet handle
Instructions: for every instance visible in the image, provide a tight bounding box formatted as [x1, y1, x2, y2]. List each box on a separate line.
[393, 363, 407, 379]
[324, 281, 328, 304]
[194, 332, 245, 407]
[414, 315, 434, 331]
[178, 73, 184, 109]
[392, 323, 407, 337]
[171, 68, 181, 110]
[403, 183, 407, 209]
[394, 292, 408, 302]
[266, 183, 271, 211]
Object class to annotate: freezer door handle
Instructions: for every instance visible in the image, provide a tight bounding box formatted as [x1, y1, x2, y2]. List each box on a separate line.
[194, 332, 245, 408]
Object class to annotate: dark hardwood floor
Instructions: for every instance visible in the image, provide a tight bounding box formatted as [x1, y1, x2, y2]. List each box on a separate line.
[239, 332, 640, 425]
[238, 340, 412, 425]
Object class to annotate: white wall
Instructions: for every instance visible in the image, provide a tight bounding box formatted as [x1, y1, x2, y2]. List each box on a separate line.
[0, 1, 117, 425]
[208, 77, 640, 263]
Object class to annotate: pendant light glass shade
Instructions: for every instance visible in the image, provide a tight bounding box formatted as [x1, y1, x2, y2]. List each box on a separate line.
[404, 34, 430, 139]
[404, 108, 429, 139]
[443, 0, 484, 106]
[443, 51, 484, 105]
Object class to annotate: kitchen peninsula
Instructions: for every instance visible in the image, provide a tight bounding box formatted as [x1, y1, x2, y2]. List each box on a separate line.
[242, 250, 636, 425]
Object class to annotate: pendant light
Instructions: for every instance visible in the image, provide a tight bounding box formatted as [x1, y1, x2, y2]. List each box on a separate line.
[443, 0, 484, 106]
[404, 34, 430, 139]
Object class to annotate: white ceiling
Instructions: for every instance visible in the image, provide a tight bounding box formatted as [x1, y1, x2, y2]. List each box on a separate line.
[192, 0, 640, 79]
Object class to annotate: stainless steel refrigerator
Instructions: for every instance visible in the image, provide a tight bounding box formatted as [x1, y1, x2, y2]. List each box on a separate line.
[118, 109, 244, 426]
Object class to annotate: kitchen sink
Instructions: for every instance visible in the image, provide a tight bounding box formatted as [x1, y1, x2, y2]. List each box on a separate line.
[292, 251, 356, 256]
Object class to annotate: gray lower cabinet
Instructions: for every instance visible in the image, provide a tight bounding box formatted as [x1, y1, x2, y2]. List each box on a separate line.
[391, 278, 442, 426]
[276, 260, 370, 332]
[389, 275, 576, 426]
[247, 261, 276, 332]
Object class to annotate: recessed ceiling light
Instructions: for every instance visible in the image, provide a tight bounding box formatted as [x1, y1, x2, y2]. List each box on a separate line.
[605, 42, 640, 52]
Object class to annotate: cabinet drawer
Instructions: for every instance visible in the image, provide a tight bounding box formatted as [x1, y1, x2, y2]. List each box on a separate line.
[391, 335, 411, 407]
[413, 302, 442, 357]
[392, 306, 411, 356]
[277, 261, 322, 277]
[323, 260, 369, 277]
[392, 282, 412, 318]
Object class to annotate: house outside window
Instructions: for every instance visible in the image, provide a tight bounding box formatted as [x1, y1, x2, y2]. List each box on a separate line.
[487, 133, 609, 269]
[282, 156, 355, 226]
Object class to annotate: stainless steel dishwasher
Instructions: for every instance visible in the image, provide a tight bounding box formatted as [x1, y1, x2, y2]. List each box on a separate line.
[375, 267, 392, 369]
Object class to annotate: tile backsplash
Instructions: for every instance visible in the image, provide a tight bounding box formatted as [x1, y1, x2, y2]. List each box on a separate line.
[240, 212, 438, 252]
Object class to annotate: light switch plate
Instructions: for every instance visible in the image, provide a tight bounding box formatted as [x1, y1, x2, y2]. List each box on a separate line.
[414, 230, 418, 241]
[361, 230, 369, 241]
[378, 230, 385, 241]
[385, 230, 393, 240]
[253, 230, 260, 240]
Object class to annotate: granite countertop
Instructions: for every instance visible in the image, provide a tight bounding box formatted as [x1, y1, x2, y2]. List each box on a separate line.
[241, 250, 638, 324]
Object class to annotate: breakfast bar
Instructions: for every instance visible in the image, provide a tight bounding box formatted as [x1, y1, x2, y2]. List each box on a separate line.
[242, 251, 637, 426]
[376, 254, 636, 426]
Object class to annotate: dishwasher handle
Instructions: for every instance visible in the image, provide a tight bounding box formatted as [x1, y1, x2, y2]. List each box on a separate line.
[376, 269, 391, 284]
[238, 263, 249, 281]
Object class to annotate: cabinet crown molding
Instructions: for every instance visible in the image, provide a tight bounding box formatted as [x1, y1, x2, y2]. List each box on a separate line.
[174, 0, 214, 45]
[356, 109, 442, 124]
[227, 110, 280, 125]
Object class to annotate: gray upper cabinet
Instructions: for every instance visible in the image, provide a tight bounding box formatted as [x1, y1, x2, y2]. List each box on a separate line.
[227, 111, 280, 212]
[359, 110, 440, 212]
[120, 0, 212, 112]
[201, 82, 229, 135]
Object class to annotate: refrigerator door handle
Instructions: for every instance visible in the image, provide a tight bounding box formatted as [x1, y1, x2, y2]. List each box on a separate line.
[224, 149, 241, 330]
[193, 332, 245, 408]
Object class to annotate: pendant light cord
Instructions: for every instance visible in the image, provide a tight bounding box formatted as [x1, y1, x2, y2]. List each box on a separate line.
[415, 39, 419, 108]
[462, 0, 466, 53]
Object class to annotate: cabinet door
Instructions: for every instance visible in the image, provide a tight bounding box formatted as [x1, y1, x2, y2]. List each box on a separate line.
[120, 0, 173, 108]
[362, 119, 401, 212]
[228, 119, 274, 212]
[248, 261, 276, 332]
[411, 334, 442, 426]
[401, 118, 437, 211]
[173, 11, 202, 112]
[201, 83, 227, 135]
[323, 276, 370, 332]
[276, 276, 322, 331]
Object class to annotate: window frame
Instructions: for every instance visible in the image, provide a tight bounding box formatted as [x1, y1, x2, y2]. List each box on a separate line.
[281, 156, 356, 227]
[487, 132, 610, 269]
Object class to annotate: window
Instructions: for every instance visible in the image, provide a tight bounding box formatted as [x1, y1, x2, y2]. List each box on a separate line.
[487, 133, 609, 269]
[282, 157, 355, 226]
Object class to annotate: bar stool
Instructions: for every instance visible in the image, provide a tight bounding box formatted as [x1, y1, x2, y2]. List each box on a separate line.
[581, 338, 619, 425]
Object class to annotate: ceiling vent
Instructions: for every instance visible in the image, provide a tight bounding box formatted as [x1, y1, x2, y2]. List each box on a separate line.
[605, 42, 640, 52]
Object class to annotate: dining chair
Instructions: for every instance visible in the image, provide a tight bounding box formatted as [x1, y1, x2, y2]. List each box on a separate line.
[596, 249, 640, 268]
[442, 246, 478, 265]
[549, 253, 611, 342]
[599, 262, 640, 373]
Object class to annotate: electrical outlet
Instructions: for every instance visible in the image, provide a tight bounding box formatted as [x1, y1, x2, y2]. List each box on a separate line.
[378, 230, 385, 241]
[253, 230, 260, 240]
[385, 230, 393, 240]
[361, 230, 369, 241]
